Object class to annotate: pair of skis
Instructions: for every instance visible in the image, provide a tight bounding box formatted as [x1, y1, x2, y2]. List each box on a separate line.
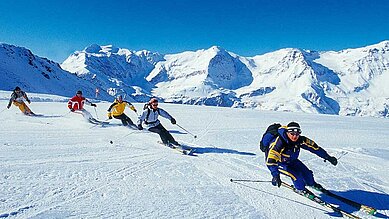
[281, 182, 376, 219]
[311, 184, 377, 215]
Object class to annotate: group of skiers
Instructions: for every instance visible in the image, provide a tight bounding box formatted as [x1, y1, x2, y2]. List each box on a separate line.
[66, 90, 179, 146]
[7, 86, 339, 196]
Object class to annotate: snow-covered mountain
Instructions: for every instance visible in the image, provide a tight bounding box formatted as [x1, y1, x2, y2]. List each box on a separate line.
[61, 44, 164, 102]
[2, 41, 389, 117]
[0, 43, 111, 99]
[147, 46, 253, 106]
[61, 41, 389, 117]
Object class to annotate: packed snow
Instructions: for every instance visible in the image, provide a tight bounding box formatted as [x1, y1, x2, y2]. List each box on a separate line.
[0, 92, 388, 218]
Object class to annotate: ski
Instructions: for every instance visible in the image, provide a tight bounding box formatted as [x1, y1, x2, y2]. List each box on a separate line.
[282, 182, 360, 219]
[157, 141, 195, 156]
[312, 186, 377, 215]
[88, 118, 109, 125]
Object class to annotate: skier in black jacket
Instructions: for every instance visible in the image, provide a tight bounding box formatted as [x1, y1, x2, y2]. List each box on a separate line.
[7, 86, 35, 115]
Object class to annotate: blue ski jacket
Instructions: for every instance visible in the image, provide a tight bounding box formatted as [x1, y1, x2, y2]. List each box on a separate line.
[266, 127, 330, 177]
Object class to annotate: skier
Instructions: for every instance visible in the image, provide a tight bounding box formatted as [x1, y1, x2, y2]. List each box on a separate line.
[137, 98, 179, 146]
[265, 122, 338, 195]
[107, 95, 137, 127]
[7, 86, 35, 115]
[67, 90, 98, 122]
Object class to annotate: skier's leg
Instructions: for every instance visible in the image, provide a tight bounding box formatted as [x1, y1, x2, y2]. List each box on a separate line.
[123, 114, 134, 126]
[81, 109, 93, 121]
[158, 125, 178, 145]
[279, 163, 306, 190]
[13, 101, 27, 114]
[149, 124, 169, 145]
[165, 130, 179, 145]
[114, 114, 128, 126]
[23, 103, 33, 115]
[294, 159, 315, 187]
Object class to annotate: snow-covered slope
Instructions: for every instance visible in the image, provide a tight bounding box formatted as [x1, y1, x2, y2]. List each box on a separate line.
[0, 44, 111, 99]
[0, 95, 388, 218]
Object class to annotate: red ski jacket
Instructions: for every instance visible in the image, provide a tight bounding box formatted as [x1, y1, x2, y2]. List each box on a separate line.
[68, 95, 90, 110]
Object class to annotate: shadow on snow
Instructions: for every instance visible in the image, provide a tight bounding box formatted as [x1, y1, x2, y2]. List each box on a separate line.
[319, 189, 389, 218]
[182, 145, 256, 156]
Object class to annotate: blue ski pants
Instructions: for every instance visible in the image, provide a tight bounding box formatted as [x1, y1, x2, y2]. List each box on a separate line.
[278, 159, 315, 190]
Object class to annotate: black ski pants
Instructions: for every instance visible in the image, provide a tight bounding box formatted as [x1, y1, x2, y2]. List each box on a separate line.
[113, 114, 134, 126]
[148, 123, 178, 146]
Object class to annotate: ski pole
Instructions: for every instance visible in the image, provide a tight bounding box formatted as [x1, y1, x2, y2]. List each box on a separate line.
[337, 151, 348, 160]
[62, 111, 72, 117]
[0, 108, 7, 115]
[109, 128, 146, 144]
[176, 124, 197, 138]
[230, 179, 272, 183]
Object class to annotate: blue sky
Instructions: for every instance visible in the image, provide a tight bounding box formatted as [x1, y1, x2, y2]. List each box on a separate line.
[1, 0, 388, 62]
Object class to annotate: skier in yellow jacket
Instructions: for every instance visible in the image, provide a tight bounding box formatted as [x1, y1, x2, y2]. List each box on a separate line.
[107, 95, 137, 127]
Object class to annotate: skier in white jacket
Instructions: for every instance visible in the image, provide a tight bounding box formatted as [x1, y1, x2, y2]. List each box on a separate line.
[137, 98, 179, 146]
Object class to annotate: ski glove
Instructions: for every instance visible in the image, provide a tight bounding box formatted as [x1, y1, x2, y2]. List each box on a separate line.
[27, 99, 31, 104]
[171, 118, 176, 124]
[137, 124, 143, 130]
[108, 116, 112, 119]
[7, 104, 11, 109]
[326, 156, 338, 166]
[272, 175, 282, 187]
[91, 103, 97, 107]
[130, 105, 137, 112]
[70, 108, 75, 112]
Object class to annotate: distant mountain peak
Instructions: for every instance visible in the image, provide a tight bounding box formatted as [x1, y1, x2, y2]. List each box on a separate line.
[206, 45, 229, 55]
[83, 44, 122, 55]
[371, 40, 389, 48]
[84, 44, 102, 53]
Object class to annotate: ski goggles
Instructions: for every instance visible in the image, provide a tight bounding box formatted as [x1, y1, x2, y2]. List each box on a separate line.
[287, 128, 301, 135]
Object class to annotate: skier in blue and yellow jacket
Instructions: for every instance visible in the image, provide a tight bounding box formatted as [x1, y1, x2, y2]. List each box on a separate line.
[266, 122, 338, 193]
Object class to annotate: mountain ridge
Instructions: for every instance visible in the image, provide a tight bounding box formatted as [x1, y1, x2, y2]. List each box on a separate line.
[1, 41, 389, 117]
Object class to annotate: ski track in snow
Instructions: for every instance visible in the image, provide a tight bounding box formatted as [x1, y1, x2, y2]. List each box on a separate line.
[0, 101, 389, 218]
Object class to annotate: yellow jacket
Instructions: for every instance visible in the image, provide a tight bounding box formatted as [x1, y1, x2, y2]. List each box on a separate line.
[107, 100, 136, 117]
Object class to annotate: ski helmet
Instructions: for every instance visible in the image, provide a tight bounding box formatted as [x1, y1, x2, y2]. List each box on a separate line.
[116, 95, 123, 100]
[14, 86, 21, 91]
[76, 90, 82, 95]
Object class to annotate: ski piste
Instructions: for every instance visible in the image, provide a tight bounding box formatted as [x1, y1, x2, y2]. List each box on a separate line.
[281, 182, 360, 219]
[157, 141, 195, 156]
[313, 186, 377, 215]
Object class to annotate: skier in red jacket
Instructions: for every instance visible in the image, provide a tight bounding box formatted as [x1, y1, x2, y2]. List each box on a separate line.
[67, 90, 98, 123]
